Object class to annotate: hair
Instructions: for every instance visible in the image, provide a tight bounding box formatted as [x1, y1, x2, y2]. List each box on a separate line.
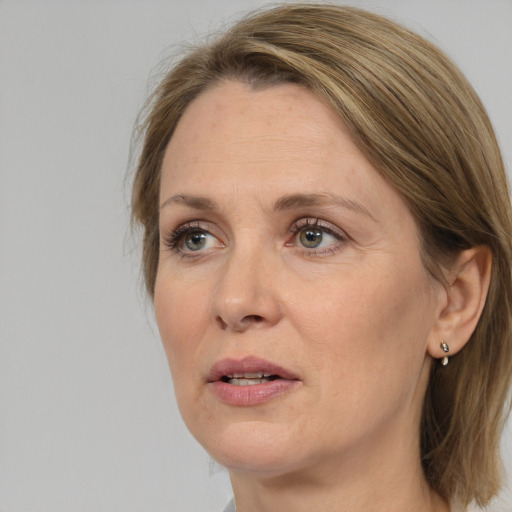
[131, 3, 512, 508]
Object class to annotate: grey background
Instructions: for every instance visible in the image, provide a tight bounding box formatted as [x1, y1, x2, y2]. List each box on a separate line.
[0, 1, 510, 511]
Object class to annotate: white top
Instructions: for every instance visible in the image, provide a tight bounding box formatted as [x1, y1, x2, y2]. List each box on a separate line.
[222, 498, 483, 512]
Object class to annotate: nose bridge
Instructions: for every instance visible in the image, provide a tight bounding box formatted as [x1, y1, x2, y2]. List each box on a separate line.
[211, 234, 282, 331]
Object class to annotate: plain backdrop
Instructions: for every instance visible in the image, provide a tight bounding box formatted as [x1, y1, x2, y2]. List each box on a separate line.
[0, 1, 511, 511]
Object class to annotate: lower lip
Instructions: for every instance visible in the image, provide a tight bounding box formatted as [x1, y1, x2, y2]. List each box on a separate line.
[209, 379, 300, 406]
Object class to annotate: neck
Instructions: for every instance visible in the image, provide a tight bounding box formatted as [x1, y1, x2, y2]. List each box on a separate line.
[230, 461, 449, 512]
[228, 420, 450, 512]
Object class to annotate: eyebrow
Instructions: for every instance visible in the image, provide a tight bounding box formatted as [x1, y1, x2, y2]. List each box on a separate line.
[160, 192, 375, 221]
[274, 193, 375, 220]
[160, 194, 219, 211]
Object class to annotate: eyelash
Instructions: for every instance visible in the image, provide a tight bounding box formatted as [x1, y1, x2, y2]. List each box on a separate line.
[163, 218, 348, 258]
[163, 221, 210, 252]
[288, 218, 347, 256]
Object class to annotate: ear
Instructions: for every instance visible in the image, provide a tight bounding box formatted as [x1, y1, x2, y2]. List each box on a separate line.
[427, 246, 492, 359]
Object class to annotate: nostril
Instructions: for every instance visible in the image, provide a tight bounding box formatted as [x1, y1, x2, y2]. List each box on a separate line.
[216, 316, 228, 330]
[242, 315, 264, 323]
[215, 314, 265, 331]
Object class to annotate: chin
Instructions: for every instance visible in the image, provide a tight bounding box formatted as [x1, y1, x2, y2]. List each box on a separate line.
[196, 419, 303, 474]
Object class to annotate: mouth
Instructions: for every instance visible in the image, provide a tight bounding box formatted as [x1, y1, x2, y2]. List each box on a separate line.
[207, 356, 300, 406]
[220, 372, 283, 386]
[208, 356, 299, 384]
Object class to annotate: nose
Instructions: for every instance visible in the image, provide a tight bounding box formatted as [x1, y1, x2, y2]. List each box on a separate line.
[211, 244, 284, 332]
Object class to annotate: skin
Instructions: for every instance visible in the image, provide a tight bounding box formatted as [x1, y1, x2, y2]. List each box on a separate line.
[154, 81, 489, 512]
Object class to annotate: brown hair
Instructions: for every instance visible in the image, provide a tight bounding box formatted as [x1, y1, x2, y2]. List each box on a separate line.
[131, 4, 512, 507]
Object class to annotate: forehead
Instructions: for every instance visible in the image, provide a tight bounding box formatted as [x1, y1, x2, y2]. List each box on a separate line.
[163, 82, 369, 192]
[165, 81, 346, 163]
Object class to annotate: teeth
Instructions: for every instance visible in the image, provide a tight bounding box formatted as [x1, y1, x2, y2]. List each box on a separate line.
[229, 378, 270, 386]
[228, 372, 265, 379]
[222, 372, 280, 385]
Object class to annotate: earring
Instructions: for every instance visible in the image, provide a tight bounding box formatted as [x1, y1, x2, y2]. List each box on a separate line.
[440, 340, 450, 366]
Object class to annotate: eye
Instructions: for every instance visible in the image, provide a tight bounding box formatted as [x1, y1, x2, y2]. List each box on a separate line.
[164, 222, 224, 255]
[298, 227, 332, 249]
[182, 229, 218, 251]
[289, 218, 347, 254]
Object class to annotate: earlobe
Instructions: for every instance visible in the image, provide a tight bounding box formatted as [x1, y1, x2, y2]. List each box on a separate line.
[428, 246, 492, 360]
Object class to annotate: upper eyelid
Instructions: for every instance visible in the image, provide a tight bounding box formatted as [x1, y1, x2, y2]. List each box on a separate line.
[162, 219, 218, 237]
[161, 221, 219, 249]
[290, 217, 348, 236]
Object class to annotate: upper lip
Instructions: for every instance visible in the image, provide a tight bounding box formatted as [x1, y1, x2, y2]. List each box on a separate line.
[208, 356, 300, 383]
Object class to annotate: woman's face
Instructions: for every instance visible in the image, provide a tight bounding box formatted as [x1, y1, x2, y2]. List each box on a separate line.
[155, 81, 444, 477]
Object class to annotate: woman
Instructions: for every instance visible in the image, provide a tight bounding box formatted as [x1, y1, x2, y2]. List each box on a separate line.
[131, 4, 512, 511]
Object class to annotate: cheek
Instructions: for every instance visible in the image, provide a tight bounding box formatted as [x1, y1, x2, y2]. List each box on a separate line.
[293, 260, 434, 387]
[154, 276, 211, 377]
[353, 269, 434, 400]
